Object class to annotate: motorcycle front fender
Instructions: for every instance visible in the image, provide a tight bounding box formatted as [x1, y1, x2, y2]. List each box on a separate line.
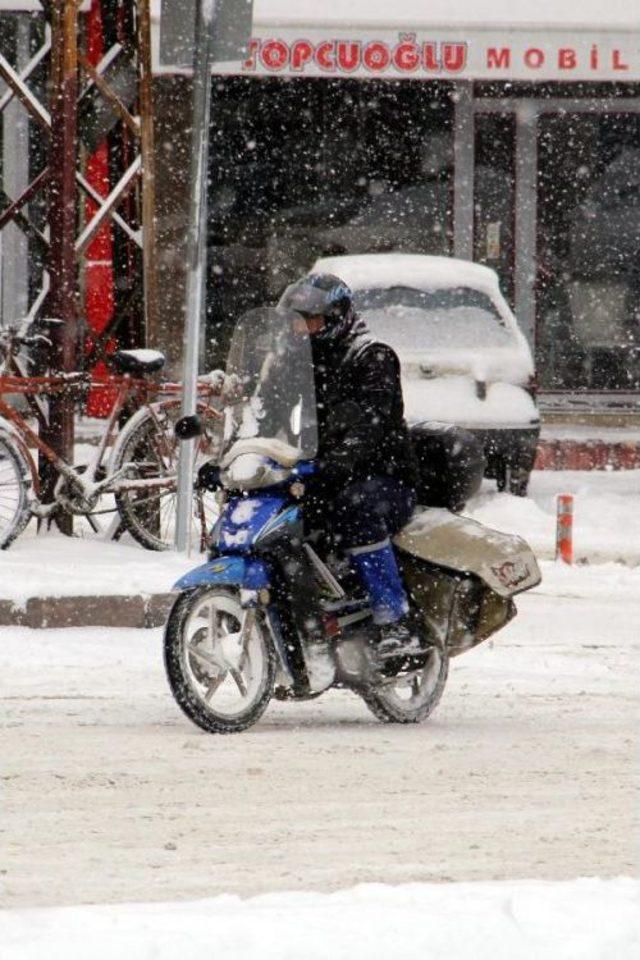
[172, 555, 270, 592]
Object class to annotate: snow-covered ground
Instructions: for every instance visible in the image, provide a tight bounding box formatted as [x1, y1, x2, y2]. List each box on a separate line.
[2, 559, 639, 954]
[4, 878, 640, 960]
[467, 469, 640, 566]
[2, 470, 639, 957]
[0, 534, 194, 606]
[0, 469, 639, 604]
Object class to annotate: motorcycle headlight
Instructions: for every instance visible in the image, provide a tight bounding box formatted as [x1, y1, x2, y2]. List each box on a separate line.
[220, 454, 291, 491]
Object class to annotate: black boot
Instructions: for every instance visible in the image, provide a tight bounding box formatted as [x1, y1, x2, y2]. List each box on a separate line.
[374, 616, 424, 660]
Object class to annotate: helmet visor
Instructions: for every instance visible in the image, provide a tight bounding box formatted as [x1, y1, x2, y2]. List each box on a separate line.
[279, 281, 335, 319]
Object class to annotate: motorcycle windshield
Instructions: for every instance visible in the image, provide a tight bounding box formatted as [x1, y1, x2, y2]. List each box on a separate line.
[222, 306, 318, 461]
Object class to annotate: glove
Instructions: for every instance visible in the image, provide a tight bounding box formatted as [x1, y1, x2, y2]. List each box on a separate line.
[197, 460, 220, 491]
[198, 369, 225, 391]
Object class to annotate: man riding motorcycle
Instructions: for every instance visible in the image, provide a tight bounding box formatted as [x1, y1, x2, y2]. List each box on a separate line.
[167, 280, 541, 731]
[277, 272, 421, 661]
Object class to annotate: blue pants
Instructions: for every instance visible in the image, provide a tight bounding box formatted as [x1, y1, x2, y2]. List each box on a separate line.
[332, 477, 416, 625]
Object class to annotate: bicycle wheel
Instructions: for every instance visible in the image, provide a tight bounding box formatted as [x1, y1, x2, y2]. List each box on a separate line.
[0, 430, 31, 549]
[111, 399, 221, 551]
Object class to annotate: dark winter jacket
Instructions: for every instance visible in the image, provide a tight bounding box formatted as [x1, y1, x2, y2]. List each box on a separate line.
[311, 317, 419, 494]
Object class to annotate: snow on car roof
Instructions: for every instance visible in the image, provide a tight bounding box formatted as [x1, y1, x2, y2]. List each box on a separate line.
[312, 254, 502, 297]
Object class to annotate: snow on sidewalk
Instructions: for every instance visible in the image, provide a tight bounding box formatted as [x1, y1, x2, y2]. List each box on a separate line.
[0, 533, 194, 606]
[466, 469, 640, 565]
[0, 469, 639, 606]
[3, 878, 639, 960]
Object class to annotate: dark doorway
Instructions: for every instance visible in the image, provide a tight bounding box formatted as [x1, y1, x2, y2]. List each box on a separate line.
[473, 112, 516, 304]
[536, 110, 640, 391]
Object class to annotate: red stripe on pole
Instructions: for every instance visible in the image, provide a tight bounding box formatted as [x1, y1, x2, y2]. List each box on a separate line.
[85, 0, 116, 418]
[556, 493, 574, 565]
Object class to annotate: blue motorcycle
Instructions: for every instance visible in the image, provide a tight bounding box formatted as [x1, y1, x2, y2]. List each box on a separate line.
[164, 308, 541, 734]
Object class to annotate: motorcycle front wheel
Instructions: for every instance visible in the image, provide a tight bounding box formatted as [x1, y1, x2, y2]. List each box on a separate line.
[164, 586, 276, 734]
[361, 644, 449, 724]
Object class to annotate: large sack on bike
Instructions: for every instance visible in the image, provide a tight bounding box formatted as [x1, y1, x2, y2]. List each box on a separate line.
[394, 508, 541, 657]
[409, 421, 485, 512]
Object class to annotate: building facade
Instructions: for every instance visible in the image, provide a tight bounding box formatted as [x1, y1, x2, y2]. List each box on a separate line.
[153, 2, 640, 407]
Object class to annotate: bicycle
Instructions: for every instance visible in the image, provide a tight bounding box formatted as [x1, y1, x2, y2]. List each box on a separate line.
[0, 324, 223, 551]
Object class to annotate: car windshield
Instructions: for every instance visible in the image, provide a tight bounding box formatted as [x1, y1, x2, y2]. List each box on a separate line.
[222, 306, 318, 460]
[353, 285, 514, 352]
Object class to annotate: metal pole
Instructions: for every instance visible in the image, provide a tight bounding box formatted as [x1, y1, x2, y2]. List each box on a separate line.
[2, 15, 30, 328]
[175, 0, 216, 552]
[453, 80, 475, 262]
[137, 0, 159, 347]
[46, 0, 78, 534]
[514, 101, 538, 351]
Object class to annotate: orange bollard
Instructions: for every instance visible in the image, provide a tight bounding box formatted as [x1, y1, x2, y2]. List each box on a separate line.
[556, 493, 574, 564]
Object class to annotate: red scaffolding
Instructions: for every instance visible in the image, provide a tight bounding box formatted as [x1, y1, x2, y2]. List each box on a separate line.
[0, 0, 156, 526]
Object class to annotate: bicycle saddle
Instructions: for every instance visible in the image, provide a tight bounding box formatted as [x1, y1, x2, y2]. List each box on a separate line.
[111, 349, 165, 374]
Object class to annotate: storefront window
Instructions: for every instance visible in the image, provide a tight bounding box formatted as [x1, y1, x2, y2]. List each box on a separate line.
[206, 77, 454, 362]
[473, 113, 516, 303]
[537, 111, 640, 391]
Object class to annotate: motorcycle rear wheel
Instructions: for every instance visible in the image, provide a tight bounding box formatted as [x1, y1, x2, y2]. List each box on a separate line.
[361, 644, 449, 724]
[164, 586, 276, 734]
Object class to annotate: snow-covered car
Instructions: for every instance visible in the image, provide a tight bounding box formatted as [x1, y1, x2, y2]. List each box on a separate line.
[311, 253, 540, 496]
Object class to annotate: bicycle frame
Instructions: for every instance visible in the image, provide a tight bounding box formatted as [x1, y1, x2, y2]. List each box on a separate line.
[0, 373, 169, 507]
[0, 355, 222, 533]
[0, 348, 49, 425]
[0, 323, 224, 545]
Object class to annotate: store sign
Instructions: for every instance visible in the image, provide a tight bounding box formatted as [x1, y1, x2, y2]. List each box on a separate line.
[0, 1, 90, 8]
[241, 36, 468, 76]
[210, 30, 640, 81]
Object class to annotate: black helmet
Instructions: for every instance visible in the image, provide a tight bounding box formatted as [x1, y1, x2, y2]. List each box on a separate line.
[278, 273, 354, 342]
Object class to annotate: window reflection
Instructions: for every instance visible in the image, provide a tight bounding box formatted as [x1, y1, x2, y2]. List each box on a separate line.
[537, 112, 640, 391]
[205, 78, 454, 365]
